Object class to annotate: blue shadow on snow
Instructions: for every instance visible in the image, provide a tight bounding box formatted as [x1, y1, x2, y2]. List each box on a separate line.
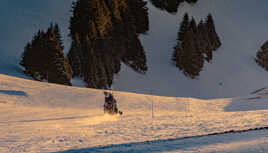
[51, 128, 267, 153]
[0, 90, 28, 97]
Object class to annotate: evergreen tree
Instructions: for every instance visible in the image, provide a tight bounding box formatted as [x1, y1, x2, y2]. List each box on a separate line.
[20, 42, 31, 68]
[179, 24, 204, 78]
[150, 0, 198, 13]
[68, 0, 149, 89]
[186, 0, 198, 3]
[122, 35, 148, 73]
[256, 41, 268, 71]
[205, 14, 221, 51]
[178, 13, 189, 41]
[67, 33, 83, 77]
[173, 14, 222, 78]
[125, 0, 149, 34]
[45, 31, 72, 85]
[20, 25, 72, 85]
[190, 17, 197, 33]
[53, 23, 64, 50]
[198, 20, 213, 62]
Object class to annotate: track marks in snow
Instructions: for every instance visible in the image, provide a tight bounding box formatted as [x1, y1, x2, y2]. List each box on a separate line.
[0, 115, 90, 124]
[76, 114, 119, 126]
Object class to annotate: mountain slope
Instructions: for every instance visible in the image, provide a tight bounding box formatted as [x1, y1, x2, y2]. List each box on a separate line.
[1, 74, 268, 152]
[113, 0, 268, 99]
[1, 0, 268, 99]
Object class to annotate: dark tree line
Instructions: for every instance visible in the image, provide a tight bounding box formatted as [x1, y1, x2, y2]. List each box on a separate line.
[68, 0, 149, 89]
[20, 24, 72, 85]
[256, 41, 268, 71]
[150, 0, 198, 13]
[173, 13, 221, 78]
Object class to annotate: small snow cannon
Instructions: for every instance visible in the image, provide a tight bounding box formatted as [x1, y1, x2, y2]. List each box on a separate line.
[104, 91, 123, 115]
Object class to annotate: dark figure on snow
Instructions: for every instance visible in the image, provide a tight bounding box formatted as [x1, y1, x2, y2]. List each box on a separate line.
[103, 91, 122, 115]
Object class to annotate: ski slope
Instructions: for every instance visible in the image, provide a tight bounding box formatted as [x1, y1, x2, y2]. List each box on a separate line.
[2, 1, 268, 153]
[1, 74, 268, 153]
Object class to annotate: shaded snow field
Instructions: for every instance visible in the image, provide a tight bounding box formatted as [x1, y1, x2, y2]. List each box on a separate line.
[1, 74, 268, 153]
[2, 0, 268, 99]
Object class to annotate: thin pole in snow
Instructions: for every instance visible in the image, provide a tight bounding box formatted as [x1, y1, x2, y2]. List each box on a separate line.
[152, 98, 154, 119]
[150, 89, 154, 119]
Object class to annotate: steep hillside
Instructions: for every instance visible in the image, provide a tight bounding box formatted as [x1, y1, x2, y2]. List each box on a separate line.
[1, 0, 268, 98]
[113, 0, 268, 98]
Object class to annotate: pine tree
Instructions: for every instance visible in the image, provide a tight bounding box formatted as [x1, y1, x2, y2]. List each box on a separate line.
[67, 33, 83, 77]
[173, 14, 221, 78]
[186, 0, 198, 3]
[68, 0, 149, 89]
[20, 42, 31, 68]
[205, 14, 221, 51]
[53, 23, 64, 50]
[178, 13, 190, 41]
[198, 20, 213, 62]
[190, 17, 197, 33]
[125, 0, 149, 34]
[20, 25, 72, 85]
[45, 31, 72, 85]
[256, 41, 268, 71]
[122, 35, 148, 74]
[173, 15, 206, 78]
[149, 0, 198, 13]
[181, 24, 204, 78]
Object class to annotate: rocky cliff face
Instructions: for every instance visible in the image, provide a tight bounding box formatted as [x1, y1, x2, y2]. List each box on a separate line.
[67, 0, 149, 89]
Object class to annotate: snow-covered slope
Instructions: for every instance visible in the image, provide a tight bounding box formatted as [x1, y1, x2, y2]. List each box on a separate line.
[1, 0, 268, 99]
[1, 74, 268, 152]
[113, 0, 268, 99]
[0, 0, 73, 77]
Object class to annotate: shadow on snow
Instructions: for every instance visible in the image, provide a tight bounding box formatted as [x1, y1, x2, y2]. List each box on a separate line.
[0, 90, 28, 97]
[225, 88, 268, 112]
[0, 115, 90, 124]
[51, 128, 268, 153]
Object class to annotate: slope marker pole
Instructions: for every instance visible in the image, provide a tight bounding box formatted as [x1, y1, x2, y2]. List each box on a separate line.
[150, 89, 154, 119]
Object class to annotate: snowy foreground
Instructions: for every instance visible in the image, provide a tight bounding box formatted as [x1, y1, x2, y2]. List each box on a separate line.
[1, 74, 268, 153]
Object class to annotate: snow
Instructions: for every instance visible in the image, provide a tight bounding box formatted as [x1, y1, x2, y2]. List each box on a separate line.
[1, 74, 268, 153]
[2, 0, 268, 152]
[113, 0, 268, 99]
[54, 129, 268, 153]
[0, 0, 73, 77]
[71, 77, 87, 88]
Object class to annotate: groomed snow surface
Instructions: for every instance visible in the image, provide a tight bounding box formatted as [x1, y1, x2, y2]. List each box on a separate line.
[1, 74, 268, 153]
